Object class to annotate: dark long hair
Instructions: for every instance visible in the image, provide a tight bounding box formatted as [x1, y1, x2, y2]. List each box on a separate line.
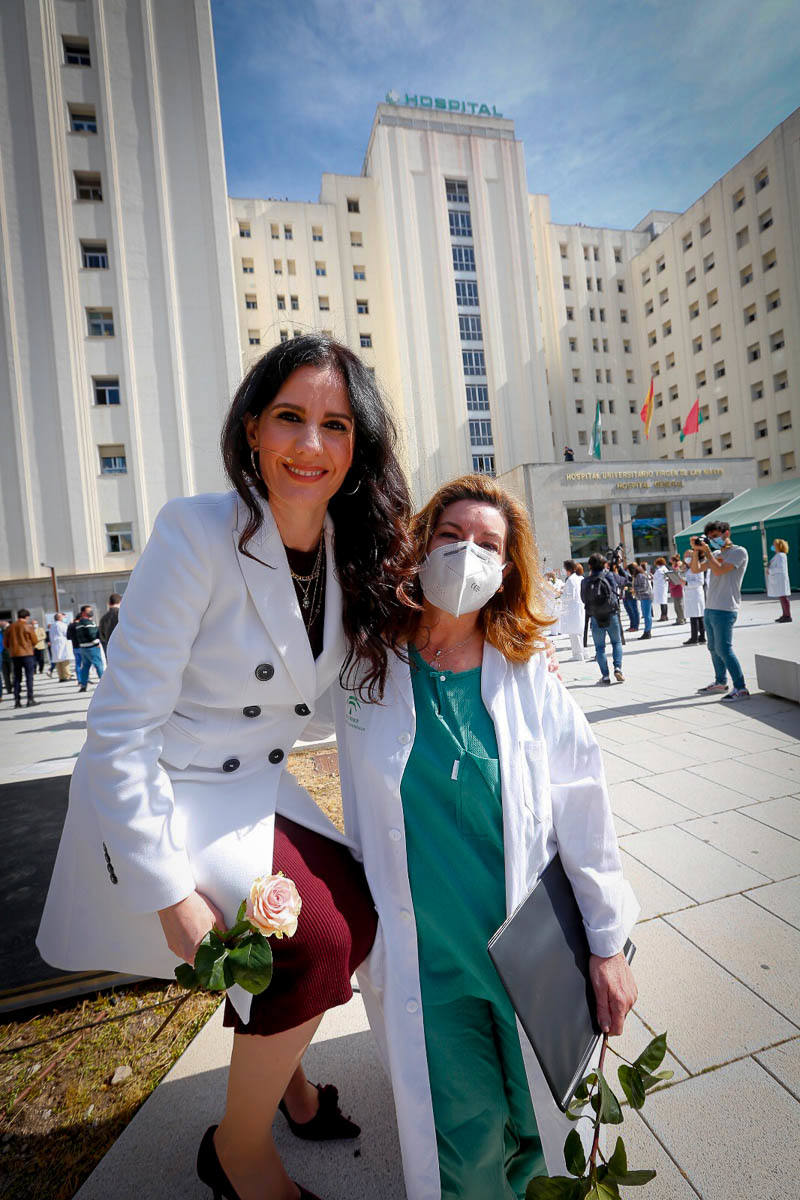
[220, 334, 415, 700]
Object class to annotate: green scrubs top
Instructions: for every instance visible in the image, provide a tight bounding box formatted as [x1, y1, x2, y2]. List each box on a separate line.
[401, 646, 508, 1006]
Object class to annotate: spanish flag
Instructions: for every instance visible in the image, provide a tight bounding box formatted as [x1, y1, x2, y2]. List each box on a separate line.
[640, 377, 655, 440]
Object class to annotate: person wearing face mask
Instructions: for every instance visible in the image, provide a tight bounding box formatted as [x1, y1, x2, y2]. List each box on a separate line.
[690, 520, 749, 700]
[681, 549, 706, 644]
[767, 538, 792, 622]
[334, 475, 639, 1200]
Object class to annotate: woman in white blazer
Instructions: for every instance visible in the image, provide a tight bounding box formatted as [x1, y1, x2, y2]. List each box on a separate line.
[767, 538, 792, 622]
[334, 475, 639, 1200]
[652, 557, 669, 620]
[37, 335, 415, 1200]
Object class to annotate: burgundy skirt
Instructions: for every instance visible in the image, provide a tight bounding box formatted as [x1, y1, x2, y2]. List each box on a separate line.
[223, 815, 377, 1036]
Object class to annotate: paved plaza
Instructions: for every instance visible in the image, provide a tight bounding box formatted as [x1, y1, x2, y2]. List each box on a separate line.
[2, 595, 799, 1198]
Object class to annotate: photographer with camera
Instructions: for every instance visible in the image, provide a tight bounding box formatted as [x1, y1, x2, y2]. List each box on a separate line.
[690, 521, 749, 701]
[581, 553, 624, 684]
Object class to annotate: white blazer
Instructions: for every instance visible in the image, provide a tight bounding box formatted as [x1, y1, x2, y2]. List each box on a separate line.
[559, 572, 585, 635]
[683, 568, 706, 618]
[37, 491, 353, 1024]
[767, 551, 790, 598]
[335, 645, 639, 1197]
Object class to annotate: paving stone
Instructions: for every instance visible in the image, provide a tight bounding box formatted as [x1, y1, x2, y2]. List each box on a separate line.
[642, 1058, 800, 1200]
[741, 796, 800, 839]
[737, 749, 800, 784]
[688, 758, 797, 800]
[667, 894, 800, 1023]
[678, 809, 800, 881]
[756, 1036, 800, 1101]
[744, 877, 800, 930]
[600, 752, 651, 785]
[611, 780, 696, 830]
[702, 725, 798, 754]
[637, 768, 751, 815]
[619, 851, 695, 921]
[621, 826, 769, 902]
[614, 1109, 698, 1200]
[629, 921, 795, 1073]
[607, 740, 707, 772]
[620, 712, 697, 737]
[646, 731, 734, 763]
[613, 813, 638, 837]
[589, 718, 655, 745]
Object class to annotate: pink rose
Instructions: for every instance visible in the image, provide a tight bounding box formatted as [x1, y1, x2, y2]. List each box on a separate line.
[247, 872, 301, 939]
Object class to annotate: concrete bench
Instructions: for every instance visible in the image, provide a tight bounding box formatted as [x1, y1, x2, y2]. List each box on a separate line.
[755, 653, 800, 703]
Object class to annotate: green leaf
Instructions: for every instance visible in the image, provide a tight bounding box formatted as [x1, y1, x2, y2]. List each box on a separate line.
[586, 1182, 620, 1200]
[220, 919, 253, 943]
[617, 1064, 646, 1110]
[227, 934, 274, 994]
[634, 1032, 667, 1074]
[572, 1073, 597, 1105]
[174, 963, 198, 990]
[526, 1176, 586, 1199]
[194, 940, 229, 991]
[640, 1068, 674, 1088]
[596, 1070, 623, 1125]
[564, 1129, 586, 1178]
[603, 1137, 656, 1186]
[236, 898, 247, 924]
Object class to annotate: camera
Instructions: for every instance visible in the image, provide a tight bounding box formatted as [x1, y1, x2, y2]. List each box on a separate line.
[604, 544, 624, 568]
[690, 535, 710, 548]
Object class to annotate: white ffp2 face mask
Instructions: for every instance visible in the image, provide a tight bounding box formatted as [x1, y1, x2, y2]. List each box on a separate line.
[418, 541, 505, 617]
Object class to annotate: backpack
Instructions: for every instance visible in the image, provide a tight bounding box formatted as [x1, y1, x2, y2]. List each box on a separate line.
[584, 573, 617, 626]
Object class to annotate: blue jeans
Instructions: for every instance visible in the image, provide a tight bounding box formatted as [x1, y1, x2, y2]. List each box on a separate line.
[591, 614, 623, 677]
[623, 594, 639, 630]
[639, 595, 653, 633]
[76, 644, 105, 686]
[704, 609, 745, 690]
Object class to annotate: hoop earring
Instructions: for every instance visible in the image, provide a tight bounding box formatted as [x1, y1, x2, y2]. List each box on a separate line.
[341, 477, 361, 496]
[250, 447, 260, 477]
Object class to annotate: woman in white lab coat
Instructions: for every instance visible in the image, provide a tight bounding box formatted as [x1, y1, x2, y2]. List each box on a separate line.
[652, 557, 669, 620]
[560, 560, 586, 660]
[681, 550, 706, 644]
[335, 475, 639, 1200]
[37, 335, 415, 1200]
[767, 538, 792, 622]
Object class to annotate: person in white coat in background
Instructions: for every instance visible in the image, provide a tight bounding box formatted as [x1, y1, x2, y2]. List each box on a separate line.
[767, 538, 792, 622]
[652, 557, 669, 621]
[681, 550, 706, 645]
[47, 612, 75, 681]
[335, 474, 639, 1200]
[37, 335, 417, 1200]
[560, 560, 587, 661]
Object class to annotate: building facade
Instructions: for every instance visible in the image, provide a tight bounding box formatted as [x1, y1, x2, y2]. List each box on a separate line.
[501, 457, 758, 572]
[230, 102, 797, 505]
[0, 0, 240, 615]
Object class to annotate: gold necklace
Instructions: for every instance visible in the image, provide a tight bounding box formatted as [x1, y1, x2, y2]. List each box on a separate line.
[289, 539, 324, 611]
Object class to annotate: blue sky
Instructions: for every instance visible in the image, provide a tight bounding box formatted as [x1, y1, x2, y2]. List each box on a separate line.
[211, 0, 800, 230]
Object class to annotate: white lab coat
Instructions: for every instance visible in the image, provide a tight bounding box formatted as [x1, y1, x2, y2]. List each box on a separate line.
[767, 552, 790, 598]
[652, 565, 669, 606]
[335, 646, 639, 1197]
[544, 580, 562, 635]
[48, 619, 73, 663]
[559, 572, 585, 635]
[683, 569, 706, 618]
[37, 491, 352, 1024]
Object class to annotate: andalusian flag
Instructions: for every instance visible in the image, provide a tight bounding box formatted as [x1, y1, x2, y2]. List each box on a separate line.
[640, 377, 655, 439]
[591, 399, 602, 460]
[679, 398, 703, 442]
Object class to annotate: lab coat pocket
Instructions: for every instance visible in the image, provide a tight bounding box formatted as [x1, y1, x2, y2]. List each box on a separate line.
[519, 738, 551, 823]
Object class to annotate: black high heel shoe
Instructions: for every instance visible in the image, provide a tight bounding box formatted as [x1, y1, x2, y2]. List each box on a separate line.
[278, 1082, 360, 1140]
[197, 1124, 323, 1200]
